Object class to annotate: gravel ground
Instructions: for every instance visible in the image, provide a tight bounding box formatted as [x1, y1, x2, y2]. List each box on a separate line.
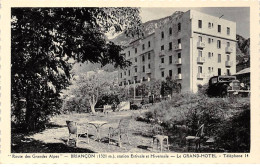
[12, 110, 183, 153]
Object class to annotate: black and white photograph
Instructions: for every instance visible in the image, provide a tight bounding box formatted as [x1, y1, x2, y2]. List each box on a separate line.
[11, 7, 250, 154]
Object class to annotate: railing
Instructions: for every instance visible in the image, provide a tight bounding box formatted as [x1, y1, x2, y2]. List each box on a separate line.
[175, 74, 182, 80]
[159, 50, 165, 57]
[175, 58, 182, 65]
[197, 41, 206, 49]
[197, 73, 205, 79]
[174, 44, 182, 51]
[225, 47, 234, 53]
[225, 61, 233, 67]
[159, 63, 165, 69]
[197, 56, 205, 63]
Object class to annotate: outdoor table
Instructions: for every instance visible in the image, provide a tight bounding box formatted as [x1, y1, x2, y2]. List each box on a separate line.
[88, 121, 108, 141]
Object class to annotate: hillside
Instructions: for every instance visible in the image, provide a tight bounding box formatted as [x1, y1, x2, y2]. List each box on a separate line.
[110, 11, 184, 46]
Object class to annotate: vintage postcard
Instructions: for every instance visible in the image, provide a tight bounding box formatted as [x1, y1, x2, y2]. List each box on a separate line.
[0, 0, 259, 164]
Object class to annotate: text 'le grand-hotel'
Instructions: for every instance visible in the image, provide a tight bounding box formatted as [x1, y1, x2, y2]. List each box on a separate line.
[118, 10, 236, 93]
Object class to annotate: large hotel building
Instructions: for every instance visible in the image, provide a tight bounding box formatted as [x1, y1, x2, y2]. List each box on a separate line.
[118, 10, 236, 93]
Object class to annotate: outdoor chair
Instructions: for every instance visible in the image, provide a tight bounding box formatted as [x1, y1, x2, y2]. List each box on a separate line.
[66, 120, 89, 147]
[108, 117, 132, 147]
[151, 124, 169, 152]
[185, 124, 205, 152]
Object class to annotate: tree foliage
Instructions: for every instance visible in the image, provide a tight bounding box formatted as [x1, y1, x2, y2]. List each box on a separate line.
[11, 8, 143, 131]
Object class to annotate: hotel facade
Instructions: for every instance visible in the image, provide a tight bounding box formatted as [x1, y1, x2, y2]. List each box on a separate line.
[118, 10, 236, 93]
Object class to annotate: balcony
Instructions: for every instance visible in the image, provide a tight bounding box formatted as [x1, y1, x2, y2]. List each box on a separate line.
[225, 61, 233, 67]
[159, 63, 165, 69]
[197, 41, 206, 49]
[175, 74, 182, 80]
[146, 68, 152, 74]
[175, 58, 182, 65]
[197, 73, 206, 79]
[174, 44, 182, 51]
[197, 56, 205, 63]
[159, 50, 165, 57]
[225, 47, 234, 53]
[133, 72, 138, 76]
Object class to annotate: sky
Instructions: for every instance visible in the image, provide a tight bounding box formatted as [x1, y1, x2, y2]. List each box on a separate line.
[140, 7, 250, 39]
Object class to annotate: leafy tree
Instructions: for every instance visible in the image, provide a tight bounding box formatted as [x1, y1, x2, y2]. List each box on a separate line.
[161, 76, 178, 97]
[11, 8, 143, 131]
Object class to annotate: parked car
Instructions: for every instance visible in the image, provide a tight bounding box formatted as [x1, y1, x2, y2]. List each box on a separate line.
[207, 75, 250, 97]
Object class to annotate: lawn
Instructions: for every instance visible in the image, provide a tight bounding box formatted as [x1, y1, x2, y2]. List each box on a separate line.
[12, 109, 183, 153]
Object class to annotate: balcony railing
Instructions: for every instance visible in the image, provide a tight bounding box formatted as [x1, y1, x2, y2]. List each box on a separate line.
[197, 56, 205, 63]
[175, 58, 182, 65]
[197, 73, 205, 79]
[174, 44, 182, 51]
[175, 74, 182, 80]
[146, 68, 152, 73]
[197, 41, 206, 49]
[225, 47, 234, 53]
[225, 61, 233, 67]
[159, 63, 165, 69]
[159, 50, 165, 57]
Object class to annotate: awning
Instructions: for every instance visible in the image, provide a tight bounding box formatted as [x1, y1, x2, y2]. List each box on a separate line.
[234, 68, 250, 75]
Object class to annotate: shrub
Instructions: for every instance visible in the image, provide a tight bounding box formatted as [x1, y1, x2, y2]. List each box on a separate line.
[215, 104, 250, 152]
[140, 92, 250, 152]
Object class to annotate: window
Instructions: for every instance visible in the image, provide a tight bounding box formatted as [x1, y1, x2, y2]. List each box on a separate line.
[227, 55, 230, 61]
[198, 20, 202, 28]
[148, 41, 151, 47]
[212, 39, 214, 43]
[208, 67, 211, 73]
[161, 57, 164, 64]
[134, 76, 137, 81]
[169, 70, 172, 77]
[143, 66, 145, 72]
[178, 39, 181, 44]
[161, 45, 164, 51]
[199, 50, 202, 57]
[169, 27, 172, 35]
[178, 23, 181, 31]
[198, 36, 202, 42]
[135, 48, 137, 54]
[128, 70, 130, 76]
[178, 68, 181, 74]
[161, 31, 164, 39]
[217, 40, 221, 48]
[161, 71, 164, 77]
[142, 44, 145, 50]
[124, 71, 126, 75]
[212, 23, 214, 28]
[178, 52, 181, 59]
[208, 22, 211, 28]
[169, 55, 172, 64]
[120, 73, 122, 78]
[135, 57, 137, 62]
[218, 25, 221, 33]
[148, 64, 151, 69]
[227, 69, 231, 75]
[218, 54, 221, 63]
[148, 52, 151, 59]
[135, 67, 137, 72]
[128, 51, 130, 56]
[198, 66, 202, 74]
[218, 68, 221, 76]
[142, 55, 145, 62]
[169, 42, 172, 50]
[208, 52, 211, 58]
[208, 38, 211, 44]
[211, 52, 214, 57]
[227, 42, 230, 47]
[227, 27, 230, 35]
